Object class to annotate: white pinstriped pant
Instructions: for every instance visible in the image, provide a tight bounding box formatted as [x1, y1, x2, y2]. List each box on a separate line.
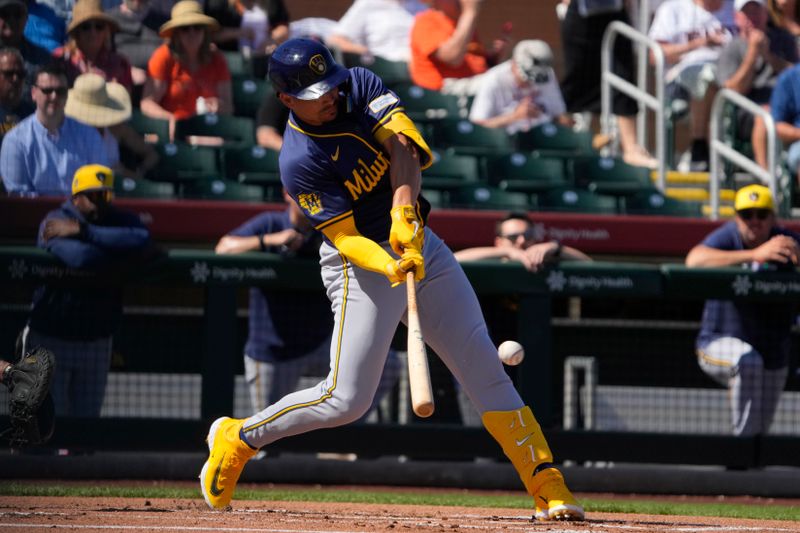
[241, 228, 524, 448]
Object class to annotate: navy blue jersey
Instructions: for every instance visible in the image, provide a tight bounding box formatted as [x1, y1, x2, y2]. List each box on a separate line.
[229, 210, 331, 362]
[696, 220, 800, 369]
[279, 67, 432, 244]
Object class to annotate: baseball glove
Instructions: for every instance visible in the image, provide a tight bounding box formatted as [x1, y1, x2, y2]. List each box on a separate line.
[5, 347, 56, 447]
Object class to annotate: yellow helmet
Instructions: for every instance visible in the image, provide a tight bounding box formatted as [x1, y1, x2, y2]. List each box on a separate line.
[734, 184, 773, 212]
[72, 164, 114, 197]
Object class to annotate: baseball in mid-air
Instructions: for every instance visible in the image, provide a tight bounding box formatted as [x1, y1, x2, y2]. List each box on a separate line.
[498, 340, 525, 366]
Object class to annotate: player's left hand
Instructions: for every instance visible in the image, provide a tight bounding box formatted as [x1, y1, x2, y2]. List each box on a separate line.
[401, 247, 425, 283]
[390, 205, 424, 256]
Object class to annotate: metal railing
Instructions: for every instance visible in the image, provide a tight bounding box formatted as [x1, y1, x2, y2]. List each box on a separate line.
[709, 88, 779, 220]
[601, 21, 666, 189]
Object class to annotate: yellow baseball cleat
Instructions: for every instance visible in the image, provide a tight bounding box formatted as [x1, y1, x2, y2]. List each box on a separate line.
[532, 467, 584, 521]
[199, 417, 258, 510]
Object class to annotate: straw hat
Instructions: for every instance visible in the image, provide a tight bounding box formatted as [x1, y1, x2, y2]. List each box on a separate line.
[159, 0, 220, 38]
[66, 0, 120, 35]
[65, 73, 132, 128]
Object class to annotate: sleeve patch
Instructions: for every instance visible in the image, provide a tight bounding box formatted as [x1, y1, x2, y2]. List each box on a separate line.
[298, 192, 324, 215]
[368, 93, 399, 114]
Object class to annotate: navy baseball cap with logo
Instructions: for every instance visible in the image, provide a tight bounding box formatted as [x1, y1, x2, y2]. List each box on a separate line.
[268, 38, 350, 100]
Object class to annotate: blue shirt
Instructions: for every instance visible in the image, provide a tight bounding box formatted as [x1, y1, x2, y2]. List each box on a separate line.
[0, 115, 110, 197]
[696, 220, 800, 369]
[280, 67, 431, 243]
[771, 63, 800, 129]
[229, 210, 332, 362]
[30, 200, 152, 340]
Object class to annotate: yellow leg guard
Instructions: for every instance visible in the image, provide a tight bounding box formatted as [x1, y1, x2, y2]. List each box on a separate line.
[481, 406, 553, 496]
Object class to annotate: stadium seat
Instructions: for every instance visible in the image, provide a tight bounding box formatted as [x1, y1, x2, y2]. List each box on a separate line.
[572, 155, 652, 198]
[342, 53, 412, 87]
[420, 188, 445, 208]
[232, 76, 271, 118]
[114, 176, 175, 199]
[181, 179, 264, 202]
[147, 142, 221, 182]
[391, 83, 462, 121]
[448, 184, 530, 210]
[432, 119, 516, 157]
[624, 189, 703, 217]
[175, 114, 256, 147]
[221, 144, 283, 201]
[537, 186, 617, 214]
[222, 51, 252, 77]
[517, 122, 594, 158]
[486, 153, 567, 193]
[129, 110, 169, 144]
[421, 151, 482, 191]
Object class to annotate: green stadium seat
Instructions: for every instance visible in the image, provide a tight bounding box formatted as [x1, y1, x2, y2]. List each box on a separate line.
[432, 119, 516, 157]
[448, 184, 530, 210]
[422, 151, 481, 191]
[391, 83, 462, 121]
[129, 110, 170, 144]
[232, 76, 271, 118]
[420, 188, 445, 208]
[486, 153, 567, 193]
[517, 122, 594, 158]
[222, 51, 252, 77]
[181, 179, 264, 202]
[175, 114, 256, 146]
[624, 189, 703, 217]
[222, 144, 283, 201]
[572, 155, 652, 197]
[147, 142, 221, 182]
[114, 176, 175, 199]
[342, 53, 411, 87]
[537, 186, 617, 214]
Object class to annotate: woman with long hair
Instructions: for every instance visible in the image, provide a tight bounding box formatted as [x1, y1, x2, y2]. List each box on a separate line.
[768, 0, 800, 49]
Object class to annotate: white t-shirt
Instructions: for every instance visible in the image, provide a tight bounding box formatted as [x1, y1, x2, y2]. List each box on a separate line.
[468, 61, 566, 135]
[331, 0, 426, 62]
[648, 0, 731, 82]
[240, 4, 269, 53]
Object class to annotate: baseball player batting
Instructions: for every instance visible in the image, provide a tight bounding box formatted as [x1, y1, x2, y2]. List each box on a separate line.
[199, 38, 584, 522]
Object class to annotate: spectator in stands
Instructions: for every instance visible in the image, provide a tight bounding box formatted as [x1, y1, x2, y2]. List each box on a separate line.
[65, 73, 158, 179]
[559, 0, 658, 169]
[0, 64, 110, 196]
[236, 0, 290, 78]
[409, 0, 509, 96]
[454, 212, 591, 272]
[53, 0, 134, 93]
[23, 0, 71, 53]
[0, 0, 50, 89]
[21, 164, 154, 417]
[767, 0, 800, 51]
[650, 0, 732, 172]
[469, 40, 568, 134]
[108, 0, 169, 87]
[327, 0, 426, 63]
[717, 0, 796, 170]
[255, 89, 286, 151]
[771, 62, 800, 188]
[0, 47, 33, 149]
[686, 184, 800, 436]
[215, 191, 400, 413]
[140, 0, 232, 125]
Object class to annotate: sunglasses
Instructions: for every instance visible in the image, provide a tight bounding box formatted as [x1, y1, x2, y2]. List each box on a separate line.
[737, 208, 771, 221]
[80, 190, 113, 203]
[78, 21, 108, 33]
[178, 24, 205, 32]
[35, 85, 68, 97]
[0, 69, 25, 80]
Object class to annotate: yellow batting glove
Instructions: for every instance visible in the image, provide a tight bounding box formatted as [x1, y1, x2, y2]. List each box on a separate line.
[384, 258, 410, 287]
[389, 205, 424, 256]
[401, 248, 425, 282]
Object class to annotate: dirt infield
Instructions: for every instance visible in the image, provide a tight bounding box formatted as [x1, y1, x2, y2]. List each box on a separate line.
[3, 495, 800, 532]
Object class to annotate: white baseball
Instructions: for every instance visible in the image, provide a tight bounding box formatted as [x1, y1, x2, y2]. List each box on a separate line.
[498, 340, 525, 366]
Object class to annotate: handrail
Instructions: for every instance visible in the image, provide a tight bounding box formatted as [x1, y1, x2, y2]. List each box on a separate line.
[636, 0, 651, 148]
[601, 21, 666, 189]
[709, 88, 778, 220]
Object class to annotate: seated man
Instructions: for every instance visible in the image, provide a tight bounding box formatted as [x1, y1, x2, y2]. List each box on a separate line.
[469, 40, 567, 134]
[0, 47, 33, 150]
[649, 0, 732, 171]
[716, 0, 796, 169]
[686, 184, 800, 435]
[770, 62, 800, 188]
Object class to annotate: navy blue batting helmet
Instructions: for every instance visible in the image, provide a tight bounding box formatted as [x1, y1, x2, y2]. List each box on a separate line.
[268, 38, 350, 100]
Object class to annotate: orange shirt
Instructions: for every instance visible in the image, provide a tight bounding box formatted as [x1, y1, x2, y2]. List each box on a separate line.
[409, 9, 488, 91]
[147, 44, 231, 120]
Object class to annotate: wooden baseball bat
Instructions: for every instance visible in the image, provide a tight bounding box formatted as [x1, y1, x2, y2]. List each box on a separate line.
[406, 271, 434, 418]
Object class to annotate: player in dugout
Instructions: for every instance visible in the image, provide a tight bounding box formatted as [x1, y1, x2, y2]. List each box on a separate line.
[199, 38, 584, 522]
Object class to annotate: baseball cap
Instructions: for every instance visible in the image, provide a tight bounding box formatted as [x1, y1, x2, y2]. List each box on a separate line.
[734, 0, 766, 11]
[512, 40, 553, 84]
[734, 184, 774, 211]
[72, 164, 114, 197]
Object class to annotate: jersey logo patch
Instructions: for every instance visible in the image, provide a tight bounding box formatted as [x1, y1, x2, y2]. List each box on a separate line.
[331, 146, 340, 161]
[298, 192, 324, 215]
[368, 93, 399, 114]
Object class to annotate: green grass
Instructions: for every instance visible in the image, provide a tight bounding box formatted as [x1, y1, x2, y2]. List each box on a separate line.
[2, 483, 799, 521]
